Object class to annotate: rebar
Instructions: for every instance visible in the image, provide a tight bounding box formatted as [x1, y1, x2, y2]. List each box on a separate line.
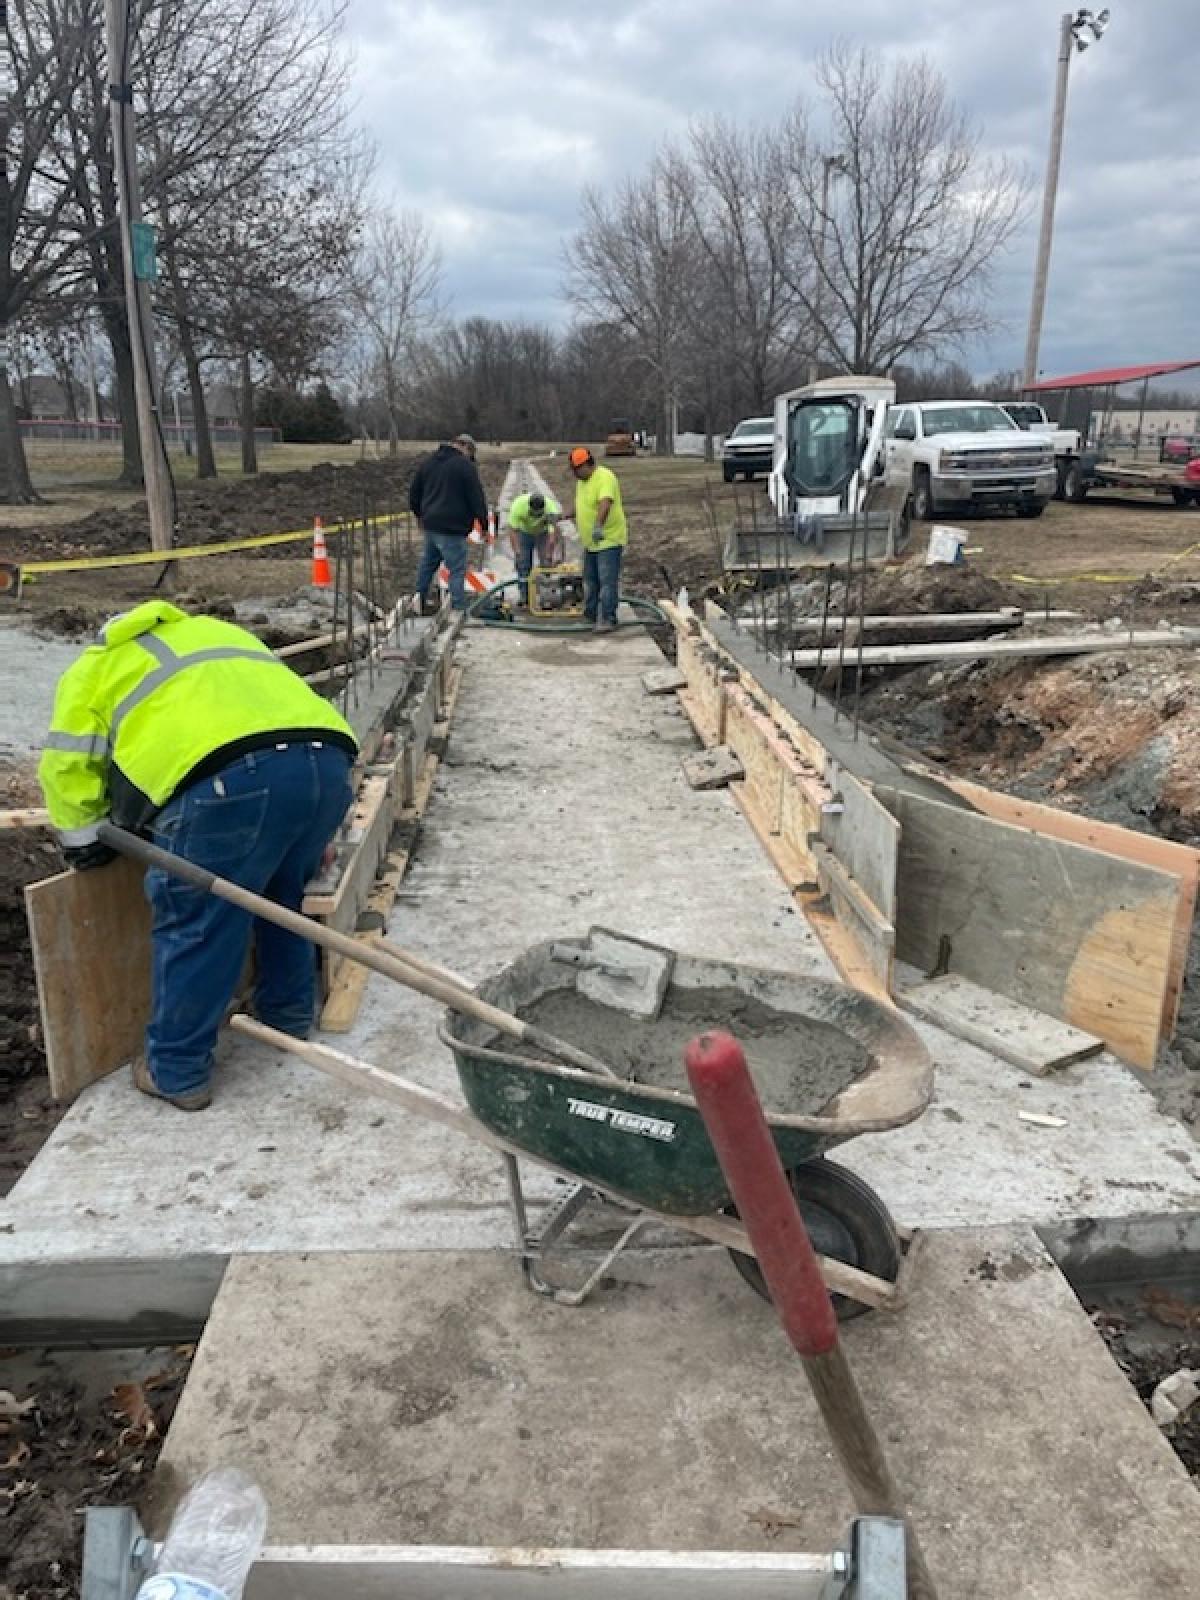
[812, 568, 834, 708]
[831, 509, 858, 723]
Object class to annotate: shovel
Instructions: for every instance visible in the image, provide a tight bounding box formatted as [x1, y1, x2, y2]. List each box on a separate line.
[96, 824, 620, 1080]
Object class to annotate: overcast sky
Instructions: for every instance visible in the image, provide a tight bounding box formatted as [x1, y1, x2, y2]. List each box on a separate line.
[343, 1, 1198, 383]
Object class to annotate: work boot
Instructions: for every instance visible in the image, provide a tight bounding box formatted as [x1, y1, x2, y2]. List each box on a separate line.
[132, 1053, 212, 1112]
[593, 619, 617, 633]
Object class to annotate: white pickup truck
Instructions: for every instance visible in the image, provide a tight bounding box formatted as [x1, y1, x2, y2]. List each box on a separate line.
[999, 401, 1082, 494]
[883, 400, 1057, 520]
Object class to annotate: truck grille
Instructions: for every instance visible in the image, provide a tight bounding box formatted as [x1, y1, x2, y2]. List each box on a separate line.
[941, 448, 1051, 473]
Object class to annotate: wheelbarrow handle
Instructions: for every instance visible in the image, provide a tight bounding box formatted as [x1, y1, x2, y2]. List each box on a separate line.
[95, 824, 619, 1080]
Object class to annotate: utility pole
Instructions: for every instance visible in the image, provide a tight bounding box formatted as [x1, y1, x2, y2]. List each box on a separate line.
[103, 0, 174, 550]
[1023, 8, 1110, 388]
[808, 154, 847, 387]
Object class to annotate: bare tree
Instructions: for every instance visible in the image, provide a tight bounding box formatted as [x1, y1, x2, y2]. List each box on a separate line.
[0, 0, 93, 502]
[677, 120, 807, 417]
[566, 160, 701, 452]
[350, 209, 442, 455]
[782, 46, 1028, 373]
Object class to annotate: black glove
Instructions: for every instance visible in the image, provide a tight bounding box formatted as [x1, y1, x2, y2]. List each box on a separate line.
[63, 841, 119, 872]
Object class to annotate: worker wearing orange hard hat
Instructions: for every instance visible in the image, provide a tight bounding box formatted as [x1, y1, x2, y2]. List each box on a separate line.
[567, 447, 627, 632]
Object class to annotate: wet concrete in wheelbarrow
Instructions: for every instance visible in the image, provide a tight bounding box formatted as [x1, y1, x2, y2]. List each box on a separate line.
[517, 985, 869, 1115]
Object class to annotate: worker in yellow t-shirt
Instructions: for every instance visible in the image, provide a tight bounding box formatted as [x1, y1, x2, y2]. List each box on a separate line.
[568, 447, 627, 632]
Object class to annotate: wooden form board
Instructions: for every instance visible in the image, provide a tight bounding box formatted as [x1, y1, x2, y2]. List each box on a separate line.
[926, 771, 1200, 1037]
[899, 974, 1104, 1076]
[877, 785, 1181, 1070]
[25, 859, 152, 1102]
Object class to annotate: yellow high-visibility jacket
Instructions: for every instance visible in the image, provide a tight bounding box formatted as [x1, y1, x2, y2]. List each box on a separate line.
[39, 601, 356, 846]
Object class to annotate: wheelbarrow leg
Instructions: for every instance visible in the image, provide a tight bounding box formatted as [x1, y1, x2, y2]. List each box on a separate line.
[500, 1154, 653, 1307]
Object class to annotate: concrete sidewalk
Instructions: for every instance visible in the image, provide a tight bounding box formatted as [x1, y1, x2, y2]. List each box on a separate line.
[4, 620, 1200, 1341]
[148, 1233, 1200, 1597]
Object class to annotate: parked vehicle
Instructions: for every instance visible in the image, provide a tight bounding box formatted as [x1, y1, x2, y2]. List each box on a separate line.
[722, 415, 774, 482]
[883, 400, 1056, 520]
[604, 417, 637, 457]
[998, 400, 1082, 496]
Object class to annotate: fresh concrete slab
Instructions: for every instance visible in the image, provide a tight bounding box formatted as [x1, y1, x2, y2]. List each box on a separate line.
[148, 1233, 1200, 1597]
[1, 624, 829, 1336]
[5, 606, 1200, 1339]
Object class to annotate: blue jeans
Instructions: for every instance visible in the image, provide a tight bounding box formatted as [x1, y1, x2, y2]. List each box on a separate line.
[583, 546, 623, 624]
[513, 530, 551, 600]
[416, 529, 468, 611]
[144, 742, 353, 1095]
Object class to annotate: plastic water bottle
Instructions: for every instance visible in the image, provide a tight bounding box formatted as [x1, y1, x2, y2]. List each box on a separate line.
[136, 1468, 268, 1600]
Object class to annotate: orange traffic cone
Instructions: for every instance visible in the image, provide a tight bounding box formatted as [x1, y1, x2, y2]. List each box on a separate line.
[311, 517, 331, 588]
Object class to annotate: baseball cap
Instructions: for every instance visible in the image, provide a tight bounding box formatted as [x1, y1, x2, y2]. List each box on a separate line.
[568, 447, 593, 469]
[452, 432, 477, 458]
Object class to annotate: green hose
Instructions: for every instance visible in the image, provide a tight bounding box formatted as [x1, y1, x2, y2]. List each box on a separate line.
[465, 576, 667, 631]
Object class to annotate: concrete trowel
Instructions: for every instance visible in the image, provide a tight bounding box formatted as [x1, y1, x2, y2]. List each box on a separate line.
[549, 927, 675, 1021]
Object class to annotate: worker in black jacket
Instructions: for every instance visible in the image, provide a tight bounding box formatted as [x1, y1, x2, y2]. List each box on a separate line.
[409, 433, 489, 611]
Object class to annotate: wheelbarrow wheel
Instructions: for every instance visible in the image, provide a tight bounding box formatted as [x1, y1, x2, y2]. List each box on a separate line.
[724, 1157, 901, 1321]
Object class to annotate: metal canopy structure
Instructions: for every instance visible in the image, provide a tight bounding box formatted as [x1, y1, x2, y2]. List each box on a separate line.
[1025, 359, 1200, 393]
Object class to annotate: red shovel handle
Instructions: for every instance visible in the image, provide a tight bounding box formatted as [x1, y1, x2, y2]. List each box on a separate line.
[686, 1029, 839, 1358]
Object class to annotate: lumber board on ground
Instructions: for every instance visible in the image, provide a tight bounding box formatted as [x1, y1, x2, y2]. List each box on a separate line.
[877, 786, 1179, 1070]
[787, 609, 1080, 637]
[789, 628, 1200, 670]
[642, 665, 687, 695]
[25, 859, 152, 1102]
[898, 974, 1104, 1076]
[0, 807, 50, 831]
[819, 771, 899, 922]
[919, 770, 1200, 1038]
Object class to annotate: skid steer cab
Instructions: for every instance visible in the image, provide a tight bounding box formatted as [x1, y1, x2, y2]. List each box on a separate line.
[767, 374, 895, 525]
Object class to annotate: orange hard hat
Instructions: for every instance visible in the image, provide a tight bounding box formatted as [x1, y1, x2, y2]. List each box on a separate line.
[568, 446, 593, 469]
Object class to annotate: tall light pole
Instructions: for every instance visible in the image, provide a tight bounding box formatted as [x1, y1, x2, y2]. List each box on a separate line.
[1022, 8, 1110, 388]
[808, 153, 848, 386]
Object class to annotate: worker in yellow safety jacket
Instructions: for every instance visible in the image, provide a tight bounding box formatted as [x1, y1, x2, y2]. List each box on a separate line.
[38, 601, 357, 1111]
[567, 447, 627, 631]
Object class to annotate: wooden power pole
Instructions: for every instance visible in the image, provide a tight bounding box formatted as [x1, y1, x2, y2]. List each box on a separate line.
[103, 0, 175, 551]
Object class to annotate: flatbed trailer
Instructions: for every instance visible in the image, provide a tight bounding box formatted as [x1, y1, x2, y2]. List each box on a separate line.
[1063, 453, 1200, 507]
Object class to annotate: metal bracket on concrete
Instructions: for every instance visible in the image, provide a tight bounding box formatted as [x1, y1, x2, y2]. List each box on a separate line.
[81, 1507, 155, 1600]
[820, 1517, 908, 1598]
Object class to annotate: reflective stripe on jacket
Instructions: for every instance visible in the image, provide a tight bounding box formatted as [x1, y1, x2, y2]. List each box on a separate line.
[39, 601, 356, 844]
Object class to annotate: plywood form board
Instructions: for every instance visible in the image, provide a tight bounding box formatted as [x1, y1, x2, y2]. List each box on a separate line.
[820, 771, 900, 922]
[674, 627, 725, 745]
[877, 786, 1180, 1070]
[25, 859, 152, 1102]
[924, 770, 1200, 1037]
[898, 974, 1104, 1076]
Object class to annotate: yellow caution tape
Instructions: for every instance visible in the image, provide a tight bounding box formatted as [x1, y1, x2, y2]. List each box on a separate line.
[19, 511, 403, 576]
[1009, 540, 1200, 587]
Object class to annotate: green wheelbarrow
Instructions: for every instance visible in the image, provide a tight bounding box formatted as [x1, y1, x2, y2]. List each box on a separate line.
[435, 937, 933, 1316]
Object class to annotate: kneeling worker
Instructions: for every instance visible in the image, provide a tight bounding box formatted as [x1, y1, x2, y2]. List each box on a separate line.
[568, 447, 627, 631]
[506, 489, 563, 604]
[38, 601, 357, 1111]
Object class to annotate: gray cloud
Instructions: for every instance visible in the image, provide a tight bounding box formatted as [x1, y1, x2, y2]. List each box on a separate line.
[344, 1, 1200, 381]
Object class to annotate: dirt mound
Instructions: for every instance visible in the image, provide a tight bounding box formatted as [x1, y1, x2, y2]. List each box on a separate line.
[861, 560, 1031, 617]
[16, 456, 425, 562]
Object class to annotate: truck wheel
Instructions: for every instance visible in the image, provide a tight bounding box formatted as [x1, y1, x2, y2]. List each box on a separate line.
[1016, 501, 1046, 519]
[911, 471, 935, 521]
[722, 464, 735, 484]
[1171, 487, 1194, 508]
[1064, 462, 1088, 503]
